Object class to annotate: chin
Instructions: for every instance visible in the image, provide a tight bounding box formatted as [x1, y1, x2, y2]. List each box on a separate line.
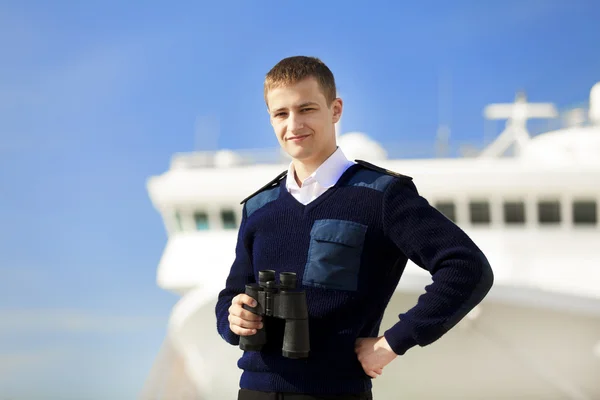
[285, 146, 313, 161]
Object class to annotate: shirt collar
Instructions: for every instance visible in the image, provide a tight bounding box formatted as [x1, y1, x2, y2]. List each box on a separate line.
[286, 146, 353, 190]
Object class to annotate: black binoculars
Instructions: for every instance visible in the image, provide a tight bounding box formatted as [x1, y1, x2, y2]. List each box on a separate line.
[239, 270, 310, 359]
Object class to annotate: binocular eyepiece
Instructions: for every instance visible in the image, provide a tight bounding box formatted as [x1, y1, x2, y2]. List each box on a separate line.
[238, 270, 310, 359]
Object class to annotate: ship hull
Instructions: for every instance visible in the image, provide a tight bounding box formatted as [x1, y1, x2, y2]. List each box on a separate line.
[145, 285, 600, 399]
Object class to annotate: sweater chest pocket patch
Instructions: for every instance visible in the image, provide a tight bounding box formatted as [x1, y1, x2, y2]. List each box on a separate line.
[302, 219, 367, 291]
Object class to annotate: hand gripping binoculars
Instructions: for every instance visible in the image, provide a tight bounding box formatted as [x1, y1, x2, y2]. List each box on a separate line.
[239, 270, 310, 358]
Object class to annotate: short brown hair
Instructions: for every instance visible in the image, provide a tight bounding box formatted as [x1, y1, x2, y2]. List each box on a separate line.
[264, 56, 337, 106]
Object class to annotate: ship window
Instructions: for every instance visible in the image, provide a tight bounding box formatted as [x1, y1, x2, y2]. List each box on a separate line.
[469, 201, 490, 224]
[194, 211, 209, 230]
[573, 201, 597, 225]
[434, 201, 456, 222]
[221, 209, 237, 229]
[504, 201, 525, 224]
[538, 200, 560, 224]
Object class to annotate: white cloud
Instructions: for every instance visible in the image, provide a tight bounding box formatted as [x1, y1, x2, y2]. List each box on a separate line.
[0, 309, 166, 335]
[0, 346, 67, 374]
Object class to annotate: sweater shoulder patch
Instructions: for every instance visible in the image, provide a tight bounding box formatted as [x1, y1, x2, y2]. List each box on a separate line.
[355, 160, 413, 180]
[344, 160, 412, 192]
[241, 170, 287, 217]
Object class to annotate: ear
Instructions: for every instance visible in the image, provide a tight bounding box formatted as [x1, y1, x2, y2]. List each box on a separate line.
[331, 98, 343, 124]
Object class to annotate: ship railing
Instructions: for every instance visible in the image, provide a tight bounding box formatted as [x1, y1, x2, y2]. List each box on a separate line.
[169, 103, 593, 169]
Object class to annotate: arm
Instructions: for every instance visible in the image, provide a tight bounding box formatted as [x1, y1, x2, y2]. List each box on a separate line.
[382, 178, 494, 355]
[215, 205, 256, 345]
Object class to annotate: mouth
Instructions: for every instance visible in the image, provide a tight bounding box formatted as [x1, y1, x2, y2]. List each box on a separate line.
[287, 135, 310, 142]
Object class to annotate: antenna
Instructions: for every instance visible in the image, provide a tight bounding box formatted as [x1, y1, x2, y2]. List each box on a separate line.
[590, 81, 600, 125]
[435, 67, 451, 158]
[194, 114, 220, 152]
[479, 91, 557, 158]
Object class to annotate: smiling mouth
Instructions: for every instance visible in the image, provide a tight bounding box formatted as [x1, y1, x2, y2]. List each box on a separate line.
[287, 135, 309, 141]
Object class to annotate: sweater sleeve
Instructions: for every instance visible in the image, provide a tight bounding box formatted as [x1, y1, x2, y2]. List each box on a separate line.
[381, 178, 494, 355]
[215, 205, 255, 345]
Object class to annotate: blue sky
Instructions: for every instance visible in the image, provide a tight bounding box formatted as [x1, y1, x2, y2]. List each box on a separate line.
[1, 0, 599, 398]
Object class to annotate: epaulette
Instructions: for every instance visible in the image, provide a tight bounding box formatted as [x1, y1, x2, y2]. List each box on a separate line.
[240, 170, 288, 204]
[355, 159, 412, 180]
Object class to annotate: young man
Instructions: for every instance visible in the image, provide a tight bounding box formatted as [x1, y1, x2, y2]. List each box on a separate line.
[215, 56, 494, 399]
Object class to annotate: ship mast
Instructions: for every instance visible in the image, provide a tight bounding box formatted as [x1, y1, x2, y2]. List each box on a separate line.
[479, 91, 558, 158]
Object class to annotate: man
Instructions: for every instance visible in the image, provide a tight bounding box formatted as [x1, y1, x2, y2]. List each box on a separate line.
[215, 56, 494, 399]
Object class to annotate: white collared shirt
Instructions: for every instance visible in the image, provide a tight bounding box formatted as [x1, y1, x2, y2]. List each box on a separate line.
[286, 147, 355, 205]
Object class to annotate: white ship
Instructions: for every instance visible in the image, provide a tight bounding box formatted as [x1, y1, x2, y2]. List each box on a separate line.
[140, 82, 600, 400]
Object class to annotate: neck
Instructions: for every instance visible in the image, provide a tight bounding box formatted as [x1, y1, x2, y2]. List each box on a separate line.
[293, 146, 337, 185]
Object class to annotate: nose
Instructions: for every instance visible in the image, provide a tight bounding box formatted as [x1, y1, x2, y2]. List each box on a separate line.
[287, 113, 304, 134]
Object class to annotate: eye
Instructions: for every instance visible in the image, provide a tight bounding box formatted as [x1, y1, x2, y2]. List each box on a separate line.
[301, 108, 315, 112]
[274, 112, 287, 118]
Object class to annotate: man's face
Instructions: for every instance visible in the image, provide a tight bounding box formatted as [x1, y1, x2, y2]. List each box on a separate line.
[266, 77, 342, 163]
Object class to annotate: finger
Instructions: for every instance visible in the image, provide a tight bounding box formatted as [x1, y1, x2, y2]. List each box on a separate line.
[229, 304, 262, 321]
[374, 368, 383, 375]
[228, 314, 263, 330]
[232, 294, 257, 307]
[230, 324, 258, 336]
[366, 370, 378, 379]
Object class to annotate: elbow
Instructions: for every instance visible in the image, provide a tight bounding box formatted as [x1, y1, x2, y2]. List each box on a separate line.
[440, 251, 494, 333]
[471, 251, 494, 305]
[480, 252, 494, 293]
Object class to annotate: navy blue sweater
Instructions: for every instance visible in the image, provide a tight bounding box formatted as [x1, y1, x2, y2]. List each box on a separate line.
[215, 162, 493, 394]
